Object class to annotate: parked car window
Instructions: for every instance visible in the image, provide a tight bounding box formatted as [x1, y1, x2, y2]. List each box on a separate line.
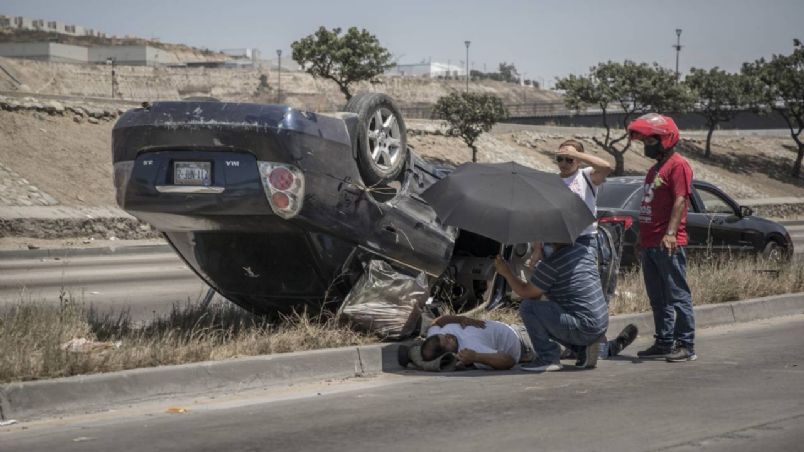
[697, 188, 736, 215]
[598, 184, 642, 208]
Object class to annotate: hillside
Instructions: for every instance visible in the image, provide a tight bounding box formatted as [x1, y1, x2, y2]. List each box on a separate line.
[1, 106, 802, 212]
[0, 56, 559, 114]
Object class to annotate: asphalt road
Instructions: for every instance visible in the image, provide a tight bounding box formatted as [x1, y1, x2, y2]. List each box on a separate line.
[2, 315, 803, 452]
[0, 251, 209, 321]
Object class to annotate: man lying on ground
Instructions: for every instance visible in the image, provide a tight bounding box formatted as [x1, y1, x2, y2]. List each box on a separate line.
[399, 314, 638, 371]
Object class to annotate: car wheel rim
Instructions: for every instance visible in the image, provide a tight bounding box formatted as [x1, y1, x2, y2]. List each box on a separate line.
[768, 246, 782, 262]
[366, 107, 401, 172]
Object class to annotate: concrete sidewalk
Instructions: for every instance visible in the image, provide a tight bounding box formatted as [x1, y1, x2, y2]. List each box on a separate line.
[2, 291, 803, 423]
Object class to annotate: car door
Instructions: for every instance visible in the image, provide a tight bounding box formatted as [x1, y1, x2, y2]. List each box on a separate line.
[690, 184, 758, 256]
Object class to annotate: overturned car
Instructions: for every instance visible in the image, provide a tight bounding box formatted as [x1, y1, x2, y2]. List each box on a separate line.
[112, 94, 623, 317]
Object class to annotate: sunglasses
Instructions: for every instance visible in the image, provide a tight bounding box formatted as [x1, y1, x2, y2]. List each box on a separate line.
[555, 156, 574, 163]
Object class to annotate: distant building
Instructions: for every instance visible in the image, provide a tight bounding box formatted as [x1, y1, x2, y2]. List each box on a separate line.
[0, 42, 88, 63]
[387, 62, 466, 78]
[1, 14, 105, 38]
[88, 45, 179, 66]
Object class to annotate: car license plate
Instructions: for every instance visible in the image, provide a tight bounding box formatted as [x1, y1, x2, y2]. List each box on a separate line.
[174, 161, 211, 186]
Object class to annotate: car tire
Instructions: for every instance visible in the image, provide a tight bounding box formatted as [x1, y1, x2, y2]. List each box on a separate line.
[762, 240, 784, 262]
[344, 93, 408, 186]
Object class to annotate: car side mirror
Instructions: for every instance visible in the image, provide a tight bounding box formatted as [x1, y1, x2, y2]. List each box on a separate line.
[740, 206, 753, 218]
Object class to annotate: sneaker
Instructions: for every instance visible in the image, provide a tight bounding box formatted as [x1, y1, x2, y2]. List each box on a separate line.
[576, 340, 600, 369]
[666, 345, 698, 362]
[521, 359, 563, 373]
[609, 324, 639, 357]
[636, 343, 673, 359]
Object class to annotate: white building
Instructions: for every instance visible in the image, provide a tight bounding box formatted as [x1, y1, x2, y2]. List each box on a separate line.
[88, 45, 179, 66]
[0, 42, 88, 63]
[386, 61, 466, 78]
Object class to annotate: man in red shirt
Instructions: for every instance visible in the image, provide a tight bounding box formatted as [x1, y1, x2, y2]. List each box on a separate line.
[627, 113, 697, 362]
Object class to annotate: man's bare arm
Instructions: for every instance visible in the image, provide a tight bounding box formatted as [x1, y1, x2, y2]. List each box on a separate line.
[558, 147, 613, 185]
[457, 349, 516, 370]
[494, 256, 544, 299]
[661, 196, 687, 255]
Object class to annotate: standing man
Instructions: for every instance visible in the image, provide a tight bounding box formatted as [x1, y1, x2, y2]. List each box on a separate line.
[627, 113, 697, 363]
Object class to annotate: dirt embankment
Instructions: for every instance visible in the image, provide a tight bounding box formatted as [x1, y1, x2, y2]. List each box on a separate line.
[0, 57, 559, 113]
[2, 107, 804, 211]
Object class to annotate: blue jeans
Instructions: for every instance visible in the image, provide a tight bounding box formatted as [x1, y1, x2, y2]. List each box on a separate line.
[519, 299, 601, 364]
[640, 247, 695, 349]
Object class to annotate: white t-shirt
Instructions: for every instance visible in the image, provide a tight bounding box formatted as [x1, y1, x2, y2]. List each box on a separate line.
[562, 166, 599, 237]
[427, 320, 521, 369]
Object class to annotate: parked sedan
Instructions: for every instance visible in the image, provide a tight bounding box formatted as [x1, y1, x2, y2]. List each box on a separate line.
[597, 176, 794, 267]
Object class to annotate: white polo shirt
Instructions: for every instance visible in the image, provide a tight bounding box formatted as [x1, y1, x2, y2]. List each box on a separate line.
[427, 320, 521, 369]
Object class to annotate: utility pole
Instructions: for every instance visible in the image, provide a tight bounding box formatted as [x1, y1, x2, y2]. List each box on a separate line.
[673, 29, 683, 82]
[464, 40, 470, 93]
[276, 49, 282, 103]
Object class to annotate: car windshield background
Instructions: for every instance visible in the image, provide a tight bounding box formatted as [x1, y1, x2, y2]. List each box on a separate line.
[598, 183, 642, 209]
[697, 187, 737, 215]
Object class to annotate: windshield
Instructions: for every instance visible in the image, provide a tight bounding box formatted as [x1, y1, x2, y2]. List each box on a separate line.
[597, 183, 641, 209]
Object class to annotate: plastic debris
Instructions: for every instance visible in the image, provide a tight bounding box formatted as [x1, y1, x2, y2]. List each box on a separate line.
[338, 260, 428, 340]
[60, 338, 122, 353]
[0, 420, 18, 427]
[166, 407, 188, 414]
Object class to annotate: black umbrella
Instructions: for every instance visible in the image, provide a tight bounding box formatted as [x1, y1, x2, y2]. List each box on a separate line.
[420, 161, 595, 244]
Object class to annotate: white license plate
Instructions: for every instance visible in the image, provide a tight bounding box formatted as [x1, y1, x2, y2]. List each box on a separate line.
[174, 161, 211, 186]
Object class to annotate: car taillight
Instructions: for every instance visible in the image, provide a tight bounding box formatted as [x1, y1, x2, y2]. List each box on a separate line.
[258, 162, 305, 219]
[599, 215, 634, 230]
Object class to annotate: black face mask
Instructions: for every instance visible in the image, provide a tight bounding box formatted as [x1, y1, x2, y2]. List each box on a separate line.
[644, 141, 664, 159]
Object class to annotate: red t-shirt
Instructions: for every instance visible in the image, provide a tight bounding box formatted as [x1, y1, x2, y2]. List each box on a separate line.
[638, 153, 693, 247]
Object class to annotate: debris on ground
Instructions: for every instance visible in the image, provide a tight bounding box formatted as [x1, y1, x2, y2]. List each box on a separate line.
[60, 338, 122, 353]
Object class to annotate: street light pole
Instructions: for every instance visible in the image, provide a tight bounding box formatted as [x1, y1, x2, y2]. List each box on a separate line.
[464, 40, 470, 93]
[673, 29, 683, 82]
[106, 57, 116, 98]
[276, 49, 282, 103]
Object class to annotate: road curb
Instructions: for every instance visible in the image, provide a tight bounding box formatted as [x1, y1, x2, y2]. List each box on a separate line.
[0, 344, 399, 422]
[0, 243, 171, 260]
[2, 292, 803, 422]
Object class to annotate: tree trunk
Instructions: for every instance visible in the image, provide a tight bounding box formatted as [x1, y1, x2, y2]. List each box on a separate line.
[470, 144, 478, 163]
[705, 126, 715, 159]
[612, 150, 625, 176]
[793, 141, 804, 179]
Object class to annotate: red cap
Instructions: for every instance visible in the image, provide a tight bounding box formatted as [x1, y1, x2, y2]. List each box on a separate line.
[627, 113, 679, 150]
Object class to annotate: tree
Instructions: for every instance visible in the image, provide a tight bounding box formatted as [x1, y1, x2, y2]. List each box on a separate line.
[556, 61, 693, 175]
[742, 40, 804, 177]
[291, 26, 393, 102]
[498, 62, 520, 84]
[684, 68, 746, 158]
[432, 92, 509, 162]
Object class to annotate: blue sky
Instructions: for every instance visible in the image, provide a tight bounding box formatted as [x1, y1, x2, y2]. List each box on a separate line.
[2, 0, 801, 87]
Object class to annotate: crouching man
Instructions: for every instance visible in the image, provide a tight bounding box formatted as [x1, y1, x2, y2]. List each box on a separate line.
[495, 241, 609, 373]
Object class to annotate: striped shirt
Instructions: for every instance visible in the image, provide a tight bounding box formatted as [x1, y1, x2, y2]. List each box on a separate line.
[530, 243, 609, 336]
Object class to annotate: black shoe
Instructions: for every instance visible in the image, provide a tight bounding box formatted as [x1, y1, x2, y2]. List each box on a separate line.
[636, 343, 672, 359]
[575, 339, 601, 369]
[609, 324, 639, 356]
[666, 345, 697, 362]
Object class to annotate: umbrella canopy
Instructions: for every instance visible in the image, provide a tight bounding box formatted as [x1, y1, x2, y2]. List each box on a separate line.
[420, 161, 595, 244]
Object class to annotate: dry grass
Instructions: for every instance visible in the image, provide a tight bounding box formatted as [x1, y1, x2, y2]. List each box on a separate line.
[0, 297, 371, 384]
[481, 256, 804, 325]
[2, 256, 802, 383]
